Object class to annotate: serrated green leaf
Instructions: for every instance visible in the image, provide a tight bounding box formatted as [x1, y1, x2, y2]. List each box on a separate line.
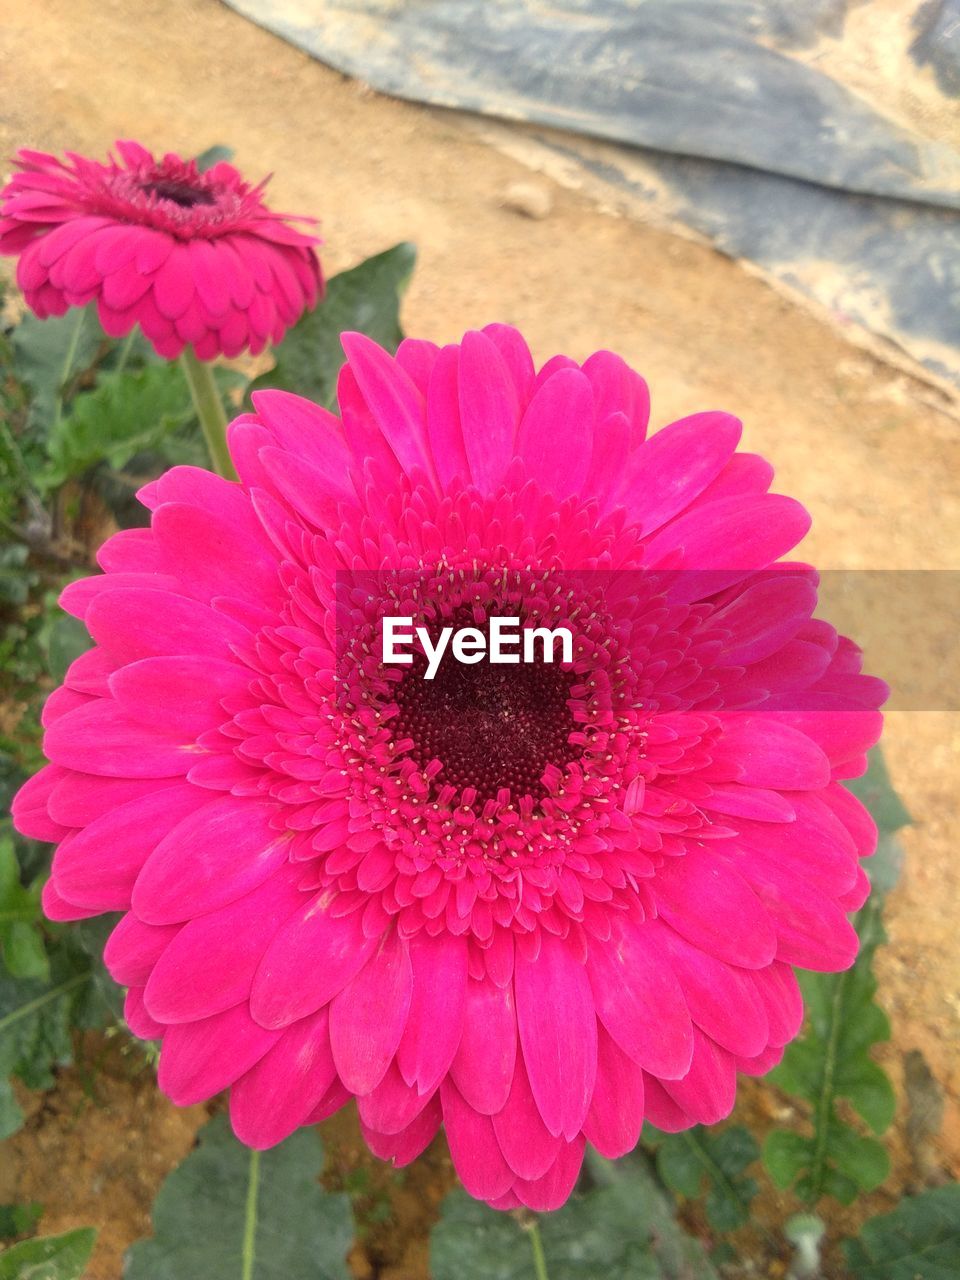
[763, 751, 908, 1203]
[763, 1131, 812, 1190]
[647, 1125, 759, 1232]
[11, 308, 104, 429]
[431, 1154, 717, 1280]
[41, 362, 195, 489]
[124, 1114, 353, 1280]
[0, 943, 93, 1137]
[0, 1226, 95, 1280]
[0, 838, 47, 981]
[248, 243, 416, 408]
[0, 1205, 42, 1242]
[843, 1184, 960, 1278]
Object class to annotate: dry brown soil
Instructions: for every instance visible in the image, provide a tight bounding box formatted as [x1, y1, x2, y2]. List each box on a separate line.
[1, 2, 958, 1276]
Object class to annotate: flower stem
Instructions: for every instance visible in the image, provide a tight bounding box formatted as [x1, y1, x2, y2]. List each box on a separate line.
[527, 1218, 549, 1280]
[179, 347, 237, 480]
[54, 307, 86, 425]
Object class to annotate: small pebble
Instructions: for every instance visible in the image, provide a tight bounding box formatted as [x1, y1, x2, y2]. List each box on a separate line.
[501, 180, 553, 220]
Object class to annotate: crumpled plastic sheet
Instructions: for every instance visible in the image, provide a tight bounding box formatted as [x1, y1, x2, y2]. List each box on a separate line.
[223, 0, 960, 392]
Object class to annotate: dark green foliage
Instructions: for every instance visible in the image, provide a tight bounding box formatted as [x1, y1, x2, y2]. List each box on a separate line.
[248, 242, 416, 408]
[645, 1124, 760, 1231]
[0, 1226, 95, 1280]
[763, 749, 909, 1203]
[0, 1205, 42, 1242]
[125, 1114, 354, 1280]
[431, 1154, 718, 1279]
[843, 1183, 960, 1278]
[40, 363, 196, 489]
[0, 836, 48, 981]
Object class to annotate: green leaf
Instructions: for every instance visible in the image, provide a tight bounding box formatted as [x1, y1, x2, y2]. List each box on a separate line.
[195, 145, 234, 172]
[0, 1227, 95, 1280]
[249, 243, 416, 408]
[124, 1114, 353, 1280]
[845, 748, 911, 838]
[647, 1124, 759, 1231]
[36, 610, 92, 687]
[11, 308, 104, 429]
[0, 838, 47, 981]
[843, 1184, 960, 1278]
[762, 750, 907, 1203]
[41, 362, 195, 489]
[763, 1131, 813, 1191]
[431, 1154, 718, 1280]
[0, 942, 94, 1138]
[0, 1205, 42, 1242]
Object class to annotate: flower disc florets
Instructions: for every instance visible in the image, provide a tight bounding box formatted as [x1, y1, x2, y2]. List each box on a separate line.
[13, 326, 886, 1211]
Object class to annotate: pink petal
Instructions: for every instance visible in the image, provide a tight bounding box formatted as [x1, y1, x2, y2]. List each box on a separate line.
[103, 912, 179, 986]
[492, 1053, 562, 1180]
[124, 986, 165, 1040]
[43, 700, 193, 778]
[515, 932, 597, 1140]
[458, 330, 520, 492]
[426, 345, 470, 489]
[357, 1061, 434, 1134]
[512, 1136, 585, 1212]
[229, 1007, 338, 1149]
[108, 655, 249, 736]
[143, 865, 305, 1022]
[449, 977, 517, 1114]
[655, 922, 769, 1057]
[581, 349, 650, 443]
[653, 847, 777, 969]
[620, 412, 741, 534]
[341, 332, 434, 483]
[52, 782, 201, 909]
[329, 927, 413, 1093]
[158, 1003, 280, 1105]
[361, 1094, 442, 1167]
[516, 367, 595, 499]
[587, 915, 694, 1078]
[10, 767, 70, 843]
[583, 1024, 645, 1158]
[440, 1079, 514, 1201]
[397, 931, 468, 1093]
[750, 962, 804, 1046]
[250, 895, 378, 1029]
[132, 797, 290, 925]
[660, 1031, 737, 1125]
[85, 588, 249, 663]
[481, 324, 536, 403]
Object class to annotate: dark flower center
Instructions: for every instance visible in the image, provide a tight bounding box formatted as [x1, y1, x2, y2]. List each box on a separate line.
[392, 628, 579, 803]
[141, 179, 216, 208]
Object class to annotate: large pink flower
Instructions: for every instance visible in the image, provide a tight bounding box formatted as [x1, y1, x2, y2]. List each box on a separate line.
[13, 327, 885, 1210]
[0, 141, 322, 359]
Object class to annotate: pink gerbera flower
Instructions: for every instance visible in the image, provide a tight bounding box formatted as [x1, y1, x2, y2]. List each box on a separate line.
[13, 327, 886, 1211]
[0, 141, 322, 359]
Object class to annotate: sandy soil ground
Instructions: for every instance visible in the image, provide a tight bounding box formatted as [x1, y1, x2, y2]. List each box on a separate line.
[1, 1, 959, 1275]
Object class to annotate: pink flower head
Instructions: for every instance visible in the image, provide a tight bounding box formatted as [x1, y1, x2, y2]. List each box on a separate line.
[0, 141, 323, 359]
[14, 327, 886, 1211]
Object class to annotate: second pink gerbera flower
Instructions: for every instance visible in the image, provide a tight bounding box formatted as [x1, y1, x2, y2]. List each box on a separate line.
[13, 327, 886, 1211]
[0, 140, 323, 359]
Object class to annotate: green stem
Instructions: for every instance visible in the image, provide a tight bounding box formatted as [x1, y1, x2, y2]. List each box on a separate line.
[527, 1218, 549, 1280]
[241, 1147, 261, 1280]
[113, 328, 137, 373]
[0, 971, 89, 1035]
[54, 308, 86, 425]
[178, 348, 236, 480]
